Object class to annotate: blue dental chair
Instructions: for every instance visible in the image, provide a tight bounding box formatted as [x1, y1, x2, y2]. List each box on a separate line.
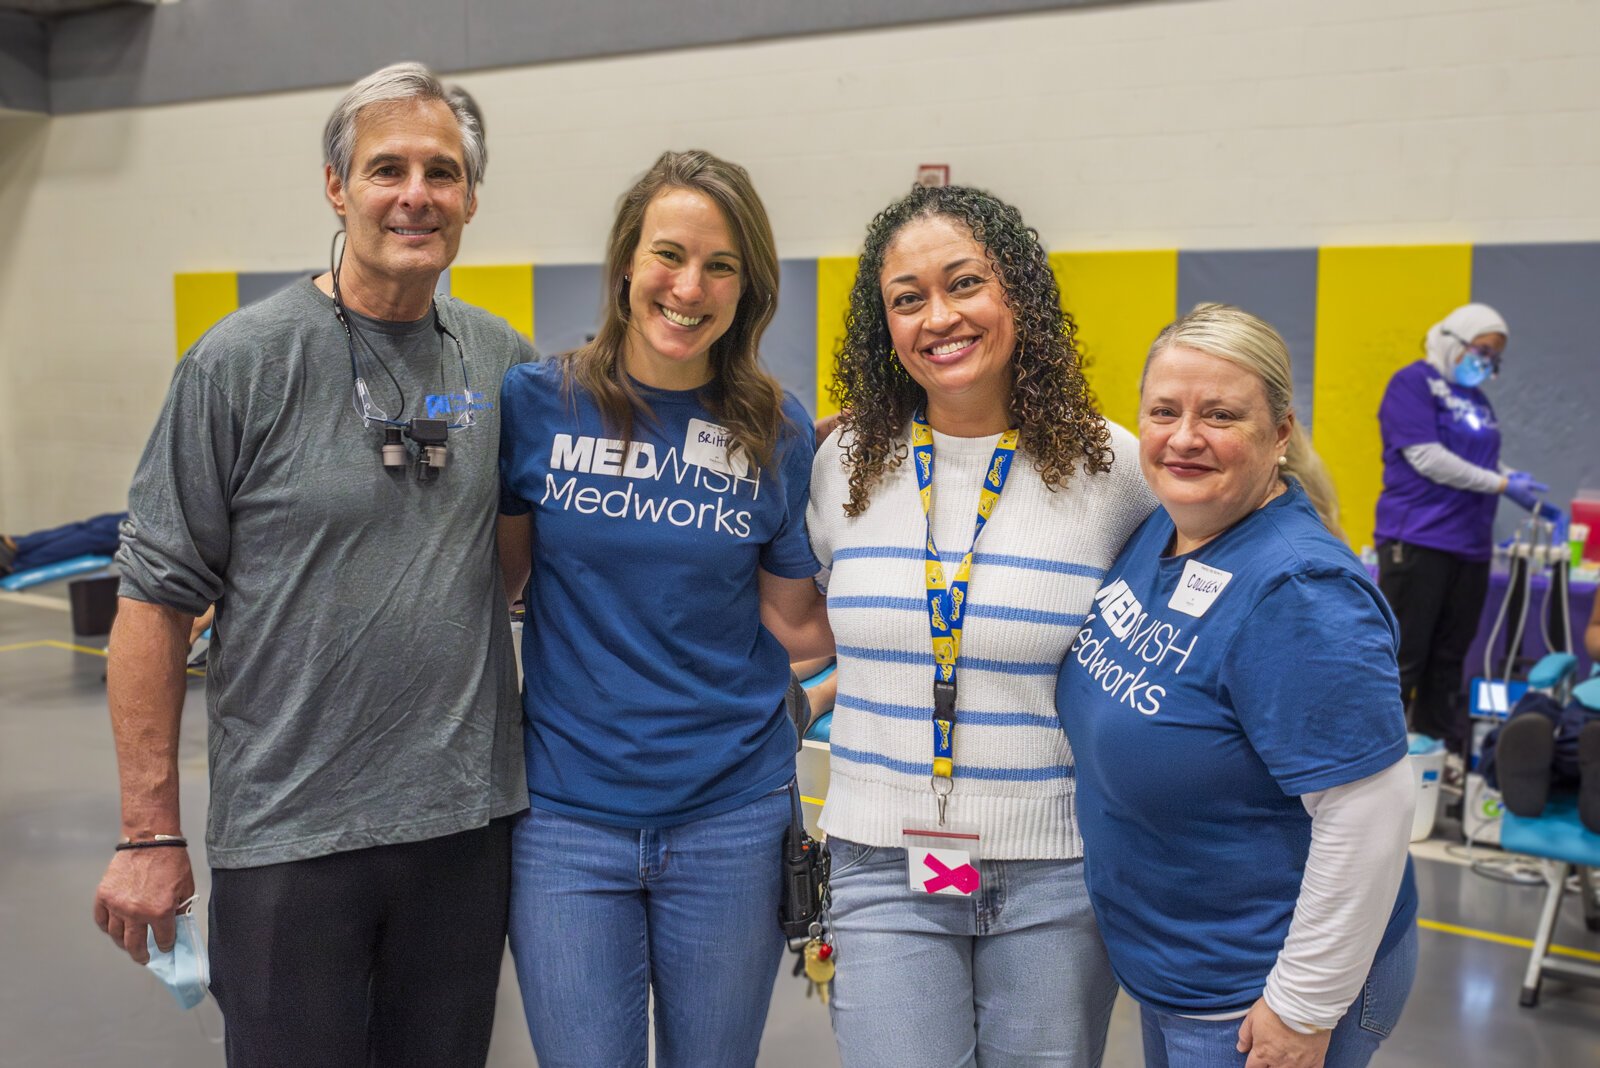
[1498, 655, 1600, 1007]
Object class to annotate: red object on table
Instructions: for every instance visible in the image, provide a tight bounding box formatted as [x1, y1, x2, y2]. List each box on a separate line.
[1571, 499, 1600, 563]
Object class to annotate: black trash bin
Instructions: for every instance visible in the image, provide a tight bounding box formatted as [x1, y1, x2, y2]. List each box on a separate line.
[68, 575, 121, 637]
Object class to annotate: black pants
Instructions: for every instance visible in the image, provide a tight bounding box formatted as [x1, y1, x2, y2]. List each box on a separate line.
[1377, 540, 1490, 752]
[208, 817, 514, 1068]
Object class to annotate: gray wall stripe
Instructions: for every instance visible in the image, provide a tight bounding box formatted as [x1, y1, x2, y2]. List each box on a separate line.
[767, 258, 819, 417]
[529, 258, 819, 416]
[237, 270, 315, 309]
[532, 263, 606, 359]
[1176, 248, 1319, 430]
[1471, 242, 1600, 544]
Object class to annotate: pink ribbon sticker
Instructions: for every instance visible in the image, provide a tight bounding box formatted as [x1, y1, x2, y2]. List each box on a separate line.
[922, 853, 980, 895]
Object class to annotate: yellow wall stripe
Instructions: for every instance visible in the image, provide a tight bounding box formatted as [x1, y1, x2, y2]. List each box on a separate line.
[449, 264, 535, 340]
[1313, 245, 1472, 550]
[1050, 251, 1179, 430]
[814, 257, 860, 418]
[173, 272, 239, 361]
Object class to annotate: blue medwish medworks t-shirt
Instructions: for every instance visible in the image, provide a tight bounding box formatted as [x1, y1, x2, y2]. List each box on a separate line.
[1054, 482, 1418, 1016]
[499, 359, 819, 827]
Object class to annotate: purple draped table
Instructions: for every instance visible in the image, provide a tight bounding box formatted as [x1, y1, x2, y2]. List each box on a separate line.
[1364, 562, 1596, 687]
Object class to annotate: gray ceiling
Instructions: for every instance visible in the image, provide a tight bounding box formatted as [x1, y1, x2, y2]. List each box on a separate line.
[0, 0, 152, 15]
[0, 0, 160, 117]
[1, 0, 1157, 117]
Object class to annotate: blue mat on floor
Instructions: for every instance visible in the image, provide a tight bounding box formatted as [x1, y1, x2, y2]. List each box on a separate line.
[1, 555, 114, 592]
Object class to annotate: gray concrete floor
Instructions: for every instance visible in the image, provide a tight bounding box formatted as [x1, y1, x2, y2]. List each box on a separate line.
[4, 591, 1600, 1066]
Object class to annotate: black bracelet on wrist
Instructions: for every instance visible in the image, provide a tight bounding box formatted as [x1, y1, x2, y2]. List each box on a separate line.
[115, 836, 188, 851]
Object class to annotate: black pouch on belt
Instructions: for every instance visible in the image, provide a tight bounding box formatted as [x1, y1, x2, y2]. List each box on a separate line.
[778, 781, 828, 943]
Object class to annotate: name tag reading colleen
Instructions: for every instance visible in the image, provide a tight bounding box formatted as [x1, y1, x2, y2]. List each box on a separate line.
[1167, 559, 1232, 618]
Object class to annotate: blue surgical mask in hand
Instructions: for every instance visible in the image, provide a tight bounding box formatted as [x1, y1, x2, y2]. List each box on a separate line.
[145, 899, 209, 1010]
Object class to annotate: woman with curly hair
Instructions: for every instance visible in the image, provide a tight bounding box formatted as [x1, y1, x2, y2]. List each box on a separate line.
[498, 149, 831, 1067]
[807, 183, 1154, 1065]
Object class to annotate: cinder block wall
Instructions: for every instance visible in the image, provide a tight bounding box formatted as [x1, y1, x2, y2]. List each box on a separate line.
[1, 0, 1597, 529]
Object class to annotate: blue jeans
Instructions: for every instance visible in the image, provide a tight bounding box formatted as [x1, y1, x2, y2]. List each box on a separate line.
[1139, 923, 1418, 1068]
[825, 838, 1118, 1067]
[507, 786, 791, 1068]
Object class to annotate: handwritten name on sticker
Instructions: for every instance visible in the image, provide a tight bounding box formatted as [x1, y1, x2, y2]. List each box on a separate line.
[683, 418, 751, 478]
[1167, 559, 1233, 618]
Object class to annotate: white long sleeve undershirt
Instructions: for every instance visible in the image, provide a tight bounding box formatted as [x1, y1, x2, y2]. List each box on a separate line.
[1401, 442, 1504, 495]
[1261, 758, 1415, 1033]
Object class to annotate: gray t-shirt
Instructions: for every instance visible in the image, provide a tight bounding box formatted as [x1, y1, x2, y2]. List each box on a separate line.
[118, 277, 534, 868]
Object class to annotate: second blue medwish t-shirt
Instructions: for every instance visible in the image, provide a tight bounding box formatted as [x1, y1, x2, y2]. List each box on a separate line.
[1054, 482, 1418, 1016]
[499, 359, 819, 827]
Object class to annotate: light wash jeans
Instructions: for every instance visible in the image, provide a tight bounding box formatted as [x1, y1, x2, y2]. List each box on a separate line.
[1139, 923, 1419, 1068]
[507, 785, 791, 1068]
[825, 837, 1118, 1067]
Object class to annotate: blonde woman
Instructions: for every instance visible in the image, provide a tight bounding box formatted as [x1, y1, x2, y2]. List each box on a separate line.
[1056, 304, 1417, 1068]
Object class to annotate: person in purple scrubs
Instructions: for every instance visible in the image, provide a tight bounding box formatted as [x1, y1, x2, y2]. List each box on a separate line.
[1374, 302, 1558, 754]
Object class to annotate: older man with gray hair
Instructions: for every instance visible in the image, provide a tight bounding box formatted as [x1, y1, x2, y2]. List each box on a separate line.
[92, 62, 531, 1066]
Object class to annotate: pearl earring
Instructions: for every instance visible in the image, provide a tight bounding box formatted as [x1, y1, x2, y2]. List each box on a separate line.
[1277, 455, 1288, 467]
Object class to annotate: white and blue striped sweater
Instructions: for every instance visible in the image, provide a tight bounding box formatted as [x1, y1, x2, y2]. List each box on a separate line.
[808, 422, 1154, 859]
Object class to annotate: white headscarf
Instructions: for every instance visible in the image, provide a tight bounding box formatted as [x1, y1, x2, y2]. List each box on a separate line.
[1423, 303, 1509, 377]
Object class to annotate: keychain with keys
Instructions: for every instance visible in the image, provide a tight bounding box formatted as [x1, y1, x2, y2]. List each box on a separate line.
[803, 934, 835, 1004]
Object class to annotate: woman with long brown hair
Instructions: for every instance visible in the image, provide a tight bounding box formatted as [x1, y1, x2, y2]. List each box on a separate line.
[497, 149, 830, 1067]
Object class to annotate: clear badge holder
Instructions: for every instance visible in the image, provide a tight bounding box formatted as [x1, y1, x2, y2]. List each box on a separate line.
[902, 821, 983, 897]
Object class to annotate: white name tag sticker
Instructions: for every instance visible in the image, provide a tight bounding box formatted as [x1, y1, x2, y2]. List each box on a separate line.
[683, 418, 749, 477]
[1168, 559, 1233, 618]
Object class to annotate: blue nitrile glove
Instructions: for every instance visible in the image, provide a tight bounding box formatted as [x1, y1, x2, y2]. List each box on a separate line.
[1538, 502, 1566, 540]
[1503, 471, 1549, 511]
